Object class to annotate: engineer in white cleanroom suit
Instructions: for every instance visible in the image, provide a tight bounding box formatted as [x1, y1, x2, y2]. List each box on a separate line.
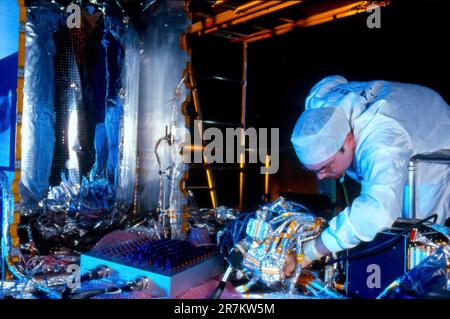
[290, 75, 450, 267]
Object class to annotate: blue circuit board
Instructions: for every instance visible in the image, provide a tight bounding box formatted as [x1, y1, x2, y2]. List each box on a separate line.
[80, 237, 225, 297]
[87, 237, 217, 275]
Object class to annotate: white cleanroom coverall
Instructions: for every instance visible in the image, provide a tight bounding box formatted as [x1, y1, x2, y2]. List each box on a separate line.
[304, 76, 450, 253]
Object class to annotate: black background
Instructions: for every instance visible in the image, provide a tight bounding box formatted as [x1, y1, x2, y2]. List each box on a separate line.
[190, 0, 450, 210]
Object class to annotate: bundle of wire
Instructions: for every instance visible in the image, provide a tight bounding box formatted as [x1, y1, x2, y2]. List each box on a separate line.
[1, 172, 61, 299]
[216, 209, 255, 257]
[217, 197, 325, 294]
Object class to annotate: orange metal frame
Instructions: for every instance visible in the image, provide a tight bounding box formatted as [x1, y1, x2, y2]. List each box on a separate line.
[189, 1, 303, 36]
[188, 0, 391, 209]
[189, 1, 391, 43]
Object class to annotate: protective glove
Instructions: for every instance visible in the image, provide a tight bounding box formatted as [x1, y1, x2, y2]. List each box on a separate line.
[302, 238, 326, 268]
[283, 235, 331, 277]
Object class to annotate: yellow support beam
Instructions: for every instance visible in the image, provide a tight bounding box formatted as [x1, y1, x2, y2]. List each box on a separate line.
[242, 1, 391, 43]
[238, 42, 248, 210]
[189, 1, 302, 35]
[9, 0, 27, 264]
[186, 63, 219, 209]
[264, 154, 270, 202]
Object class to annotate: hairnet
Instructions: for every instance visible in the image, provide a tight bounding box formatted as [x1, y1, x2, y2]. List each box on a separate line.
[291, 107, 350, 165]
[305, 75, 348, 110]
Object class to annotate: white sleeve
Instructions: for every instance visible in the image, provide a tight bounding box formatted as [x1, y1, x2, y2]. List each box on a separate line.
[321, 127, 412, 253]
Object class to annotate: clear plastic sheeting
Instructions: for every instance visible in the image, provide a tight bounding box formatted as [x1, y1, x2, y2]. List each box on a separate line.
[20, 7, 61, 205]
[64, 58, 83, 187]
[430, 223, 450, 242]
[242, 274, 346, 299]
[49, 177, 115, 215]
[116, 25, 140, 212]
[188, 227, 212, 247]
[138, 1, 189, 237]
[302, 276, 346, 299]
[410, 226, 450, 264]
[26, 176, 127, 251]
[187, 205, 239, 239]
[17, 4, 138, 252]
[399, 248, 448, 297]
[213, 206, 239, 224]
[379, 247, 449, 299]
[90, 15, 126, 185]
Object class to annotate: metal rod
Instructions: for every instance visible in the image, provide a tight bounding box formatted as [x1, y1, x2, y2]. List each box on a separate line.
[407, 160, 416, 219]
[264, 154, 270, 202]
[234, 1, 264, 14]
[203, 120, 241, 127]
[239, 42, 248, 210]
[339, 176, 350, 207]
[197, 75, 243, 85]
[188, 65, 218, 208]
[185, 186, 215, 190]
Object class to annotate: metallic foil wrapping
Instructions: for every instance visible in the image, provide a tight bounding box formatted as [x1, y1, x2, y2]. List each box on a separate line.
[215, 197, 326, 294]
[20, 7, 61, 205]
[138, 1, 188, 239]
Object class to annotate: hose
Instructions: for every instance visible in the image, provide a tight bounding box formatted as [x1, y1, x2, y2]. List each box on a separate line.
[66, 276, 151, 299]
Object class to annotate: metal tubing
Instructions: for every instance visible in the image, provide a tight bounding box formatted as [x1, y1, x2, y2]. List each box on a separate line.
[239, 42, 248, 210]
[407, 160, 416, 219]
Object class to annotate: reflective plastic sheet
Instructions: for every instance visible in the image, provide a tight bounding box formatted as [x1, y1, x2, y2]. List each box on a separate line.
[20, 7, 61, 204]
[116, 26, 140, 208]
[138, 1, 188, 224]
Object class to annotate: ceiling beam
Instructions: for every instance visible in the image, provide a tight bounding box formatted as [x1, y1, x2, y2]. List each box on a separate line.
[188, 1, 302, 35]
[241, 1, 391, 43]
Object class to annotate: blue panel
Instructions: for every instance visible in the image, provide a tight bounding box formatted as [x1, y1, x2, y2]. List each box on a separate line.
[0, 183, 2, 237]
[0, 1, 19, 171]
[0, 1, 20, 60]
[80, 238, 225, 297]
[80, 254, 172, 296]
[346, 232, 408, 298]
[0, 53, 18, 171]
[80, 253, 224, 297]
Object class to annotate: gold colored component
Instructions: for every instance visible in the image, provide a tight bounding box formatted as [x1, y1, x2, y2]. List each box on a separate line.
[13, 212, 20, 224]
[184, 145, 205, 151]
[239, 154, 244, 209]
[212, 0, 226, 8]
[206, 168, 217, 208]
[9, 255, 19, 264]
[10, 224, 19, 238]
[234, 1, 265, 14]
[18, 33, 25, 67]
[17, 77, 24, 89]
[8, 1, 28, 261]
[11, 237, 20, 248]
[16, 91, 23, 114]
[334, 282, 345, 291]
[15, 124, 22, 160]
[264, 154, 270, 201]
[180, 32, 189, 53]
